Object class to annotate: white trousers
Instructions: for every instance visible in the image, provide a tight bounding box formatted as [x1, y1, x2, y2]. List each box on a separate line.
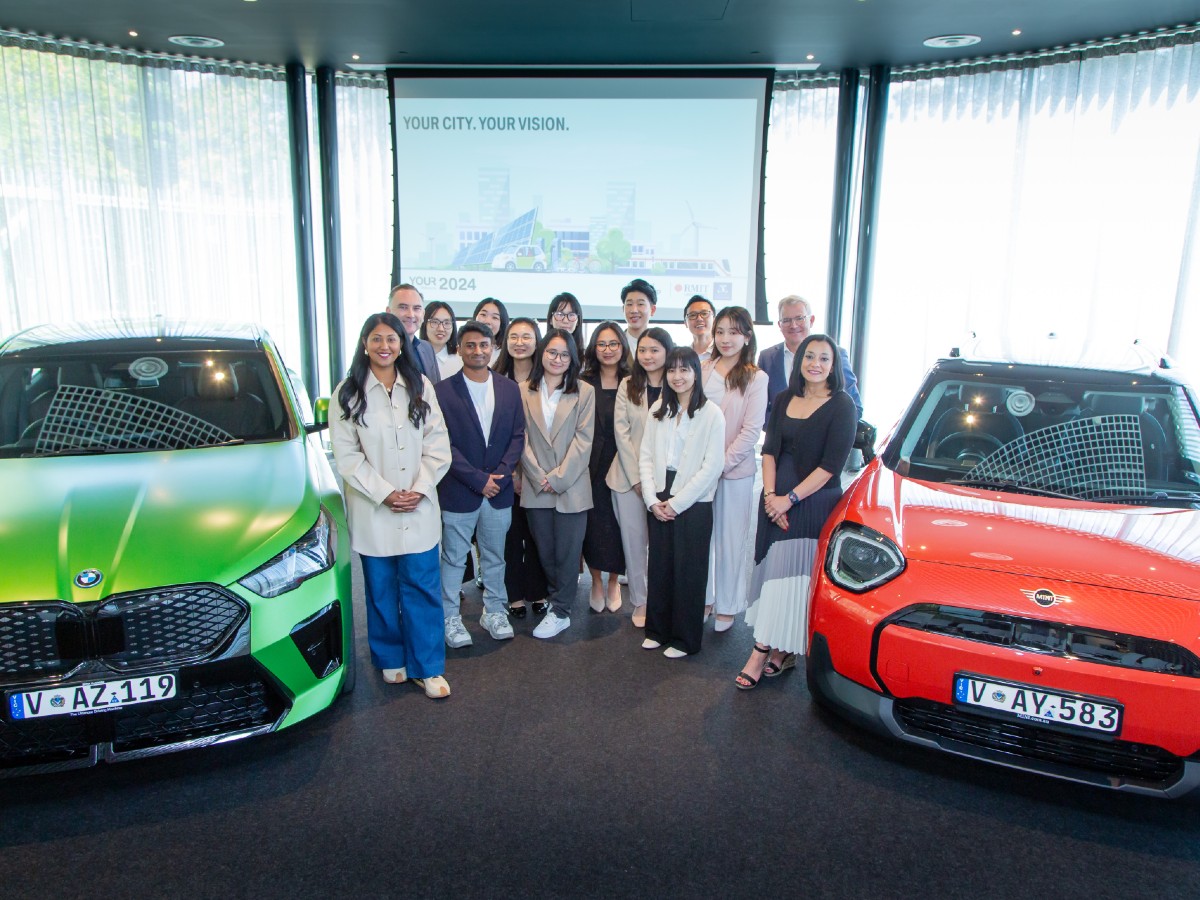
[707, 475, 756, 616]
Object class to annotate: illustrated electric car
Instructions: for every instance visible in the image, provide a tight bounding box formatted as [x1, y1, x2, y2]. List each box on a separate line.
[808, 340, 1200, 797]
[0, 320, 353, 774]
[491, 245, 546, 271]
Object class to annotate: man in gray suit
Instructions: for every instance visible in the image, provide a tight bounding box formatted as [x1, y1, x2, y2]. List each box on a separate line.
[388, 283, 441, 384]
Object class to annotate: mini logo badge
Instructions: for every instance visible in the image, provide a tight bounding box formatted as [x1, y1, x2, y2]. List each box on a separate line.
[74, 568, 103, 589]
[50, 695, 65, 709]
[992, 691, 1006, 703]
[1021, 587, 1069, 608]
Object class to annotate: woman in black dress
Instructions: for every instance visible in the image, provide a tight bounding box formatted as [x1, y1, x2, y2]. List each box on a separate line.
[735, 333, 857, 689]
[581, 321, 631, 612]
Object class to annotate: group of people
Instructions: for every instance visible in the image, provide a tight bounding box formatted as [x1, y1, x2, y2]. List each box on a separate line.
[328, 280, 862, 699]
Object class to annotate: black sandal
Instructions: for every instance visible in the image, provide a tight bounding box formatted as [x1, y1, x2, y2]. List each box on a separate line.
[735, 644, 771, 691]
[509, 602, 528, 619]
[764, 652, 797, 678]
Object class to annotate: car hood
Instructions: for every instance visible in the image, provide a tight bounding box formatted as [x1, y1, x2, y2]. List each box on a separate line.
[1, 441, 321, 604]
[848, 464, 1200, 601]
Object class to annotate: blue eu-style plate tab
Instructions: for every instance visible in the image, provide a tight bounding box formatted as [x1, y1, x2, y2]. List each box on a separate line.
[9, 694, 24, 720]
[953, 676, 967, 703]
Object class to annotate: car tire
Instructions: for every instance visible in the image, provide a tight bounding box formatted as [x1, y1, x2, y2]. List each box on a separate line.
[504, 262, 516, 271]
[533, 262, 545, 272]
[340, 622, 357, 695]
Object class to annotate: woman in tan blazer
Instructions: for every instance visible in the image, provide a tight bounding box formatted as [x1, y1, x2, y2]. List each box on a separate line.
[607, 327, 674, 627]
[519, 327, 595, 639]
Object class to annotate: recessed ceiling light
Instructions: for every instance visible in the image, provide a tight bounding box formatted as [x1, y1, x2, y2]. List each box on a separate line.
[1012, 29, 1022, 36]
[168, 35, 225, 49]
[128, 30, 138, 38]
[806, 54, 815, 60]
[352, 54, 360, 61]
[923, 34, 982, 49]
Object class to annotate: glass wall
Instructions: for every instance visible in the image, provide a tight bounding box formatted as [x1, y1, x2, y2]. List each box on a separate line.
[864, 36, 1200, 429]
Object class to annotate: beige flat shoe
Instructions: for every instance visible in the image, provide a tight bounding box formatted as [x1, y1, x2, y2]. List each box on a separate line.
[412, 675, 450, 699]
[382, 667, 407, 683]
[631, 606, 646, 628]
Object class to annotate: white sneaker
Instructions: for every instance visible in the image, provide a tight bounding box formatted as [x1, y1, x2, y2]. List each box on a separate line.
[444, 615, 473, 648]
[663, 646, 688, 659]
[480, 611, 514, 641]
[532, 610, 571, 639]
[641, 638, 661, 650]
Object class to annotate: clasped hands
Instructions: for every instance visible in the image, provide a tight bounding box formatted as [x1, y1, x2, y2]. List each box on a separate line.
[650, 500, 677, 522]
[764, 492, 793, 531]
[384, 489, 423, 512]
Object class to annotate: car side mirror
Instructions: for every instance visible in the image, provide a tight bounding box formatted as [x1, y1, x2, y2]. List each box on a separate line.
[306, 397, 330, 434]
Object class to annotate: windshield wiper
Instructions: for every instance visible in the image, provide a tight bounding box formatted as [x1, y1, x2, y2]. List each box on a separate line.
[946, 477, 1082, 500]
[1100, 489, 1200, 507]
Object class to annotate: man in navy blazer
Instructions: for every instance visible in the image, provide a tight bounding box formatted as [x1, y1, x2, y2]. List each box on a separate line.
[388, 283, 441, 383]
[434, 322, 526, 647]
[759, 294, 862, 422]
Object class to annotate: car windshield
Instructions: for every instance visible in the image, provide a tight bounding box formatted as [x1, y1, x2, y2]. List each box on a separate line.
[0, 348, 293, 458]
[883, 368, 1200, 508]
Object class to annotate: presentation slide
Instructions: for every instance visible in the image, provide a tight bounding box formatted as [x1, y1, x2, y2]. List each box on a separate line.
[390, 74, 768, 323]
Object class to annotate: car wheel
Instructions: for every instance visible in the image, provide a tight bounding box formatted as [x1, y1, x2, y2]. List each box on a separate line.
[533, 262, 544, 272]
[340, 622, 357, 695]
[504, 262, 516, 271]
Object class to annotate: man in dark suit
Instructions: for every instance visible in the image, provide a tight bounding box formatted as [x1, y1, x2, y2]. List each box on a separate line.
[758, 294, 862, 421]
[388, 283, 441, 383]
[434, 321, 526, 647]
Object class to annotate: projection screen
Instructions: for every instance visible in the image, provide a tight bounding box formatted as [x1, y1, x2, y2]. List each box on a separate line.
[388, 72, 771, 322]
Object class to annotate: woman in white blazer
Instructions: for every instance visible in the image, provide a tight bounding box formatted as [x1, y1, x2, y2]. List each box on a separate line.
[607, 327, 674, 627]
[701, 306, 769, 631]
[330, 312, 452, 698]
[519, 327, 595, 640]
[637, 347, 725, 658]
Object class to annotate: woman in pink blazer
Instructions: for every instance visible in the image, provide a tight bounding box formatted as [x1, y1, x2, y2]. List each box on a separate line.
[700, 306, 768, 631]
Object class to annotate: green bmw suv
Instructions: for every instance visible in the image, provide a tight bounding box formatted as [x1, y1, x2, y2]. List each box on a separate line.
[0, 320, 354, 774]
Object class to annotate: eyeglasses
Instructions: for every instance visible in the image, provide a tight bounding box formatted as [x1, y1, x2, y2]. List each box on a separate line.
[545, 349, 572, 361]
[552, 311, 579, 322]
[778, 315, 812, 327]
[427, 318, 453, 328]
[685, 310, 712, 322]
[595, 340, 623, 351]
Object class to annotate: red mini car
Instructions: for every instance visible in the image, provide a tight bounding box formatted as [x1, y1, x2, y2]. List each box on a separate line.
[807, 342, 1200, 797]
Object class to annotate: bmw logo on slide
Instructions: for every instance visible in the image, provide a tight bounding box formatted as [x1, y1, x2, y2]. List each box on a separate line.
[74, 568, 103, 589]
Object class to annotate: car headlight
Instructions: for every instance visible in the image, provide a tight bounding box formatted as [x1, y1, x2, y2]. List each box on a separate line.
[239, 507, 336, 598]
[825, 522, 905, 593]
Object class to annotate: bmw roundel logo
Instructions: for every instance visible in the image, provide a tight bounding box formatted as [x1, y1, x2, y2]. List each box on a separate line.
[74, 568, 103, 589]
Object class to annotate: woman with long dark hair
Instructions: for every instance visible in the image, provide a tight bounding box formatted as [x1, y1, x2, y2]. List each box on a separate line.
[580, 321, 632, 612]
[735, 333, 856, 689]
[519, 327, 595, 639]
[473, 298, 509, 365]
[546, 292, 585, 353]
[701, 306, 769, 632]
[637, 347, 725, 658]
[608, 327, 674, 627]
[330, 312, 452, 698]
[419, 300, 462, 380]
[493, 317, 550, 619]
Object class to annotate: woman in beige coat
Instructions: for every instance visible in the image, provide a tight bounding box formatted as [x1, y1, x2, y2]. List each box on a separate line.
[330, 312, 452, 698]
[519, 327, 595, 640]
[607, 326, 674, 627]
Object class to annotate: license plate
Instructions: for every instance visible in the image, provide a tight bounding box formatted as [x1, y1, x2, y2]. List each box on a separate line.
[7, 673, 177, 721]
[953, 673, 1122, 735]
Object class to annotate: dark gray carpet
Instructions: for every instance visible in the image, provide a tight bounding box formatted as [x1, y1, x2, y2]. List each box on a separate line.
[2, 564, 1199, 900]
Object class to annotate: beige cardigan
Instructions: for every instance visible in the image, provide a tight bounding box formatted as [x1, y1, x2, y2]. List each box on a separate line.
[638, 399, 725, 514]
[716, 368, 769, 480]
[329, 372, 451, 557]
[518, 379, 595, 513]
[606, 376, 654, 494]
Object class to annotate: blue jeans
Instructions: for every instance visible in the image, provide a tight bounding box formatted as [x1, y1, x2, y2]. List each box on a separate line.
[440, 502, 512, 618]
[359, 547, 445, 678]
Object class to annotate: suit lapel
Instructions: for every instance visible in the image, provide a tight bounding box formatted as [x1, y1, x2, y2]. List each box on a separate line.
[451, 374, 486, 444]
[549, 391, 577, 440]
[526, 384, 550, 444]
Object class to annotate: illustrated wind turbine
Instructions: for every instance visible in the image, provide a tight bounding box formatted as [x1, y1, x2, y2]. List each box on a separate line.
[675, 201, 717, 256]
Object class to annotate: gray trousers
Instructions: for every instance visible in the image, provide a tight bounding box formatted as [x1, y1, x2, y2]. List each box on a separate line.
[525, 508, 588, 618]
[440, 503, 512, 618]
[612, 487, 649, 609]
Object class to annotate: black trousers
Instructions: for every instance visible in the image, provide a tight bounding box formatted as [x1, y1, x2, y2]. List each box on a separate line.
[504, 502, 548, 604]
[645, 472, 714, 655]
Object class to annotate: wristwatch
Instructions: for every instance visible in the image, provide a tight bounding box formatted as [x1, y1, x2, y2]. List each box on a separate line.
[787, 490, 800, 505]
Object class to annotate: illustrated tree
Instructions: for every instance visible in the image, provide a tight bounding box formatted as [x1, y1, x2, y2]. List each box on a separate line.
[595, 228, 631, 272]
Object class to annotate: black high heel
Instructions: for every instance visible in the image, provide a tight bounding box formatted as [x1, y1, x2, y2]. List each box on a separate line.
[735, 644, 771, 691]
[509, 602, 528, 620]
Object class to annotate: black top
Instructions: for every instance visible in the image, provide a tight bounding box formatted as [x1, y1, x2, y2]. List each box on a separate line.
[582, 374, 619, 479]
[763, 389, 857, 479]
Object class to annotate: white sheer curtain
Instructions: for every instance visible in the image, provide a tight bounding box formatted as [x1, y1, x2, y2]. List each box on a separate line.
[0, 34, 302, 366]
[332, 74, 393, 382]
[866, 31, 1200, 430]
[762, 75, 841, 330]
